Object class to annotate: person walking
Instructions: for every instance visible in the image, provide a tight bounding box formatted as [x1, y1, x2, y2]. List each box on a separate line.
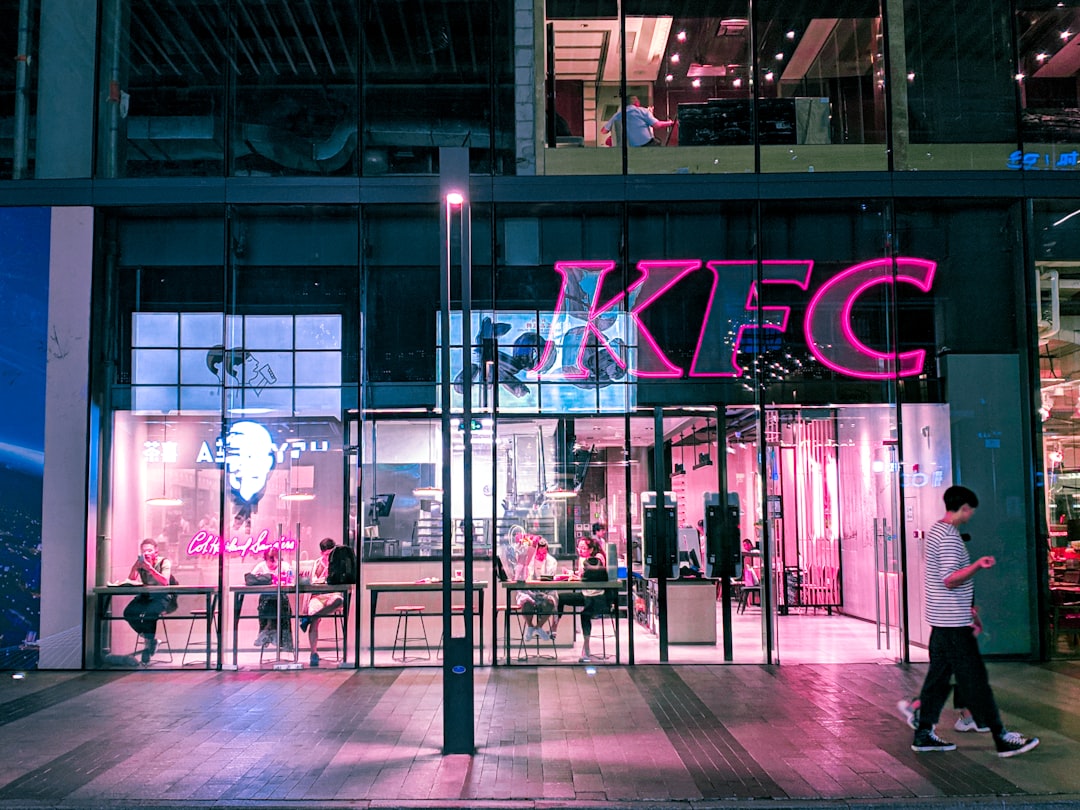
[910, 485, 1039, 757]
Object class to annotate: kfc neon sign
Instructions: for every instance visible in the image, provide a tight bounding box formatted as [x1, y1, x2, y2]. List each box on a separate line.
[537, 257, 936, 382]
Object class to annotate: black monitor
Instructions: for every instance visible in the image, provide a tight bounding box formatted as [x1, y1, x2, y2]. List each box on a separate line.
[370, 493, 395, 518]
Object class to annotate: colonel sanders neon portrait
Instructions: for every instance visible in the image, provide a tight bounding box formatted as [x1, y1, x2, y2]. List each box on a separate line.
[224, 421, 275, 530]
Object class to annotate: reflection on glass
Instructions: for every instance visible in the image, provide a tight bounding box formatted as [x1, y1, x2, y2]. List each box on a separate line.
[1017, 2, 1080, 172]
[756, 0, 887, 172]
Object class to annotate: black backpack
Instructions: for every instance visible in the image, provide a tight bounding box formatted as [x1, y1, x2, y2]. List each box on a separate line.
[581, 555, 608, 582]
[326, 545, 357, 585]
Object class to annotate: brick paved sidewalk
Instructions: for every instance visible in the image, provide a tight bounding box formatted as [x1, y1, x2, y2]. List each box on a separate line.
[0, 661, 1077, 809]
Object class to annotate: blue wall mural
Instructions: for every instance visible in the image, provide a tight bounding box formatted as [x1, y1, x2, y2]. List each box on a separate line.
[0, 208, 48, 669]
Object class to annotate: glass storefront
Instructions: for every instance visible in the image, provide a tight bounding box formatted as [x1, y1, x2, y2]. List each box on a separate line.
[0, 1, 1069, 674]
[79, 196, 1054, 670]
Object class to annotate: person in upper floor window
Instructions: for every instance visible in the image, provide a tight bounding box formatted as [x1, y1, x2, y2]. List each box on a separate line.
[602, 97, 673, 147]
[123, 537, 174, 665]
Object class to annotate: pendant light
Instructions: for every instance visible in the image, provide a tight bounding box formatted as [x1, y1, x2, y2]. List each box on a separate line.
[413, 418, 443, 498]
[146, 419, 183, 506]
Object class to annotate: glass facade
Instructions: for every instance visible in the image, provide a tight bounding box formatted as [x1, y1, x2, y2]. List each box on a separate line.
[0, 1, 1073, 672]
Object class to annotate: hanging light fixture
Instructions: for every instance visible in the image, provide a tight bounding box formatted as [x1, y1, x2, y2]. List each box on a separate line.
[280, 465, 316, 502]
[281, 424, 315, 501]
[673, 431, 686, 476]
[413, 418, 443, 498]
[693, 416, 714, 469]
[146, 419, 183, 506]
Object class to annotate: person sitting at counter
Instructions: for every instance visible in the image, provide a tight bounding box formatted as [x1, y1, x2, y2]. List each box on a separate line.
[123, 537, 175, 666]
[300, 537, 344, 668]
[250, 548, 294, 651]
[548, 535, 602, 640]
[518, 536, 558, 641]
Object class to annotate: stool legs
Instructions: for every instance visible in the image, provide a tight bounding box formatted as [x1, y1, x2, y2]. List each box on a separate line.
[392, 608, 430, 663]
[181, 610, 217, 667]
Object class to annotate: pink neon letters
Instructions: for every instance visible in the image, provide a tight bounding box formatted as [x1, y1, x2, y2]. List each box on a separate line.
[536, 257, 936, 381]
[186, 528, 298, 559]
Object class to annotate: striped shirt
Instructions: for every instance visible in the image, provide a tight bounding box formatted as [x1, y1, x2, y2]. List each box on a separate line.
[924, 520, 974, 627]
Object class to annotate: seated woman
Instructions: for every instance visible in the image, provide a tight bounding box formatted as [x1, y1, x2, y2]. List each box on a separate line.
[249, 547, 294, 651]
[548, 535, 603, 640]
[576, 541, 609, 663]
[301, 537, 345, 667]
[518, 536, 558, 641]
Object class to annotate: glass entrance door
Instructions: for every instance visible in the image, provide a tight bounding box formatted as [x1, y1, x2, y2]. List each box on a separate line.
[760, 405, 906, 664]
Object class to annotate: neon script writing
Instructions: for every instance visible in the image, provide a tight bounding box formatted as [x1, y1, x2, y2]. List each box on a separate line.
[186, 528, 298, 559]
[535, 258, 936, 381]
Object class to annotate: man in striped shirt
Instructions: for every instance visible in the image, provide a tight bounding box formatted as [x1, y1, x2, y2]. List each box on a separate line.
[911, 485, 1040, 757]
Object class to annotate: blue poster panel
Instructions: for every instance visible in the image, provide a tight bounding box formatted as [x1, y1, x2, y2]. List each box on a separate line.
[0, 208, 49, 669]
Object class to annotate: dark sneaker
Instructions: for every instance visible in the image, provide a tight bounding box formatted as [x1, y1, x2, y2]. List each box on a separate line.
[299, 617, 311, 633]
[912, 729, 956, 752]
[995, 730, 1040, 758]
[309, 653, 320, 667]
[897, 699, 919, 730]
[140, 636, 156, 665]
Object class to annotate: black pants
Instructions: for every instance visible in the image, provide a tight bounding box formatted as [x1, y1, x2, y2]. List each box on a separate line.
[257, 594, 294, 647]
[124, 593, 171, 636]
[917, 626, 1002, 735]
[580, 595, 609, 637]
[557, 591, 585, 617]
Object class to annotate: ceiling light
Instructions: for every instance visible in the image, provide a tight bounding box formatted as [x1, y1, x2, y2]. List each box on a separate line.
[765, 71, 775, 82]
[1061, 30, 1072, 41]
[786, 30, 796, 40]
[280, 492, 315, 502]
[1037, 52, 1049, 62]
[665, 74, 674, 82]
[670, 53, 680, 63]
[775, 52, 785, 61]
[676, 30, 686, 42]
[691, 78, 701, 88]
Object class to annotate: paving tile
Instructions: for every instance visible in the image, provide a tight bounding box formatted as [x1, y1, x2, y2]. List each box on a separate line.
[0, 662, 1076, 808]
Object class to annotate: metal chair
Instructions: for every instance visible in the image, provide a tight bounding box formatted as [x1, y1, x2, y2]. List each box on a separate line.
[391, 605, 431, 662]
[133, 623, 173, 664]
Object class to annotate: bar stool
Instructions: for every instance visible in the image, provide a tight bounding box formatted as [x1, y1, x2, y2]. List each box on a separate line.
[515, 611, 557, 661]
[436, 605, 466, 659]
[391, 605, 430, 662]
[133, 623, 173, 664]
[180, 608, 218, 667]
[590, 611, 616, 660]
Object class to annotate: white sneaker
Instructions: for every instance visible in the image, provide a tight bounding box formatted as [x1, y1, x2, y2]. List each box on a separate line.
[537, 628, 551, 641]
[954, 714, 990, 733]
[524, 626, 535, 642]
[897, 699, 918, 730]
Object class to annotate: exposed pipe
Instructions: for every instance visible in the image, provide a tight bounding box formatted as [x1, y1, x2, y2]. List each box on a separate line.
[102, 0, 125, 178]
[12, 0, 32, 178]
